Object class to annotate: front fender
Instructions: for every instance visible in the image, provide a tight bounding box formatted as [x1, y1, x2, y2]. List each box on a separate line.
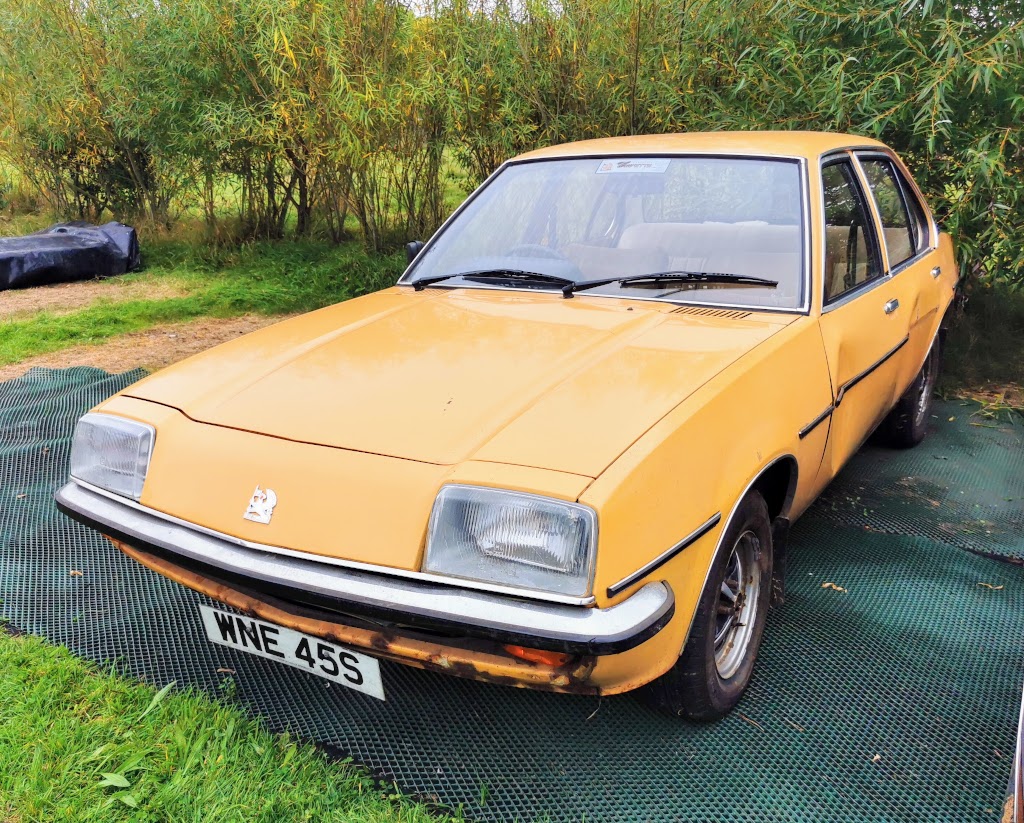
[581, 317, 831, 669]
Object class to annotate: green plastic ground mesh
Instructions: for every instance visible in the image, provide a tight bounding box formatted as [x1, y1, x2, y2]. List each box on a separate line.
[2, 366, 1023, 822]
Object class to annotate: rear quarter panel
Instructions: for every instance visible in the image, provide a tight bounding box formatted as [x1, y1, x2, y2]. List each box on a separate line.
[936, 232, 959, 323]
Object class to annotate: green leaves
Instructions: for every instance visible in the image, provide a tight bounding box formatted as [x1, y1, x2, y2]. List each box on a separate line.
[97, 772, 130, 789]
[98, 764, 141, 810]
[0, 0, 1020, 285]
[139, 680, 175, 720]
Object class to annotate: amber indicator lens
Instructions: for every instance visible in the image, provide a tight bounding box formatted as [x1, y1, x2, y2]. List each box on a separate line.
[503, 645, 572, 667]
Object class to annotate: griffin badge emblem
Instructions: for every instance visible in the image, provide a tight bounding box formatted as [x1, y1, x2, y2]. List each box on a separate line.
[243, 485, 277, 524]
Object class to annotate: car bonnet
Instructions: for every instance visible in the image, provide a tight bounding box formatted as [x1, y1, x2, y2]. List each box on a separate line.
[123, 287, 796, 478]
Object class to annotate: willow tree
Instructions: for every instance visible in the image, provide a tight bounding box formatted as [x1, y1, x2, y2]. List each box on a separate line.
[0, 0, 188, 222]
[0, 0, 1019, 279]
[703, 0, 1024, 284]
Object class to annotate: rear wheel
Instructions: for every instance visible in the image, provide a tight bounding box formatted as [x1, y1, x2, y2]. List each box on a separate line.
[877, 338, 941, 448]
[641, 491, 773, 721]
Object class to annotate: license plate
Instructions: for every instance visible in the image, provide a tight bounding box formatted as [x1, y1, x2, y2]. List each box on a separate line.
[199, 605, 385, 700]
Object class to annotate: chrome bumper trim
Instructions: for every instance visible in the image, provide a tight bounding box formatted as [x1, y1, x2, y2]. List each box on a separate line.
[70, 477, 595, 606]
[56, 482, 674, 654]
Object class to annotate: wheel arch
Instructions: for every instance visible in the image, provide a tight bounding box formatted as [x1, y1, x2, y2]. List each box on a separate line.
[679, 453, 797, 651]
[751, 455, 799, 523]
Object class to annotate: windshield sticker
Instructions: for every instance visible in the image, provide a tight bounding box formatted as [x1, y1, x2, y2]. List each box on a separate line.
[596, 158, 670, 174]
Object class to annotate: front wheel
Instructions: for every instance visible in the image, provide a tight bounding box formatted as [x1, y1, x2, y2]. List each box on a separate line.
[641, 491, 773, 721]
[877, 338, 941, 448]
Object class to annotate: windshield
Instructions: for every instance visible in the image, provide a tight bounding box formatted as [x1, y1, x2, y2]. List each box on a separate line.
[403, 155, 806, 310]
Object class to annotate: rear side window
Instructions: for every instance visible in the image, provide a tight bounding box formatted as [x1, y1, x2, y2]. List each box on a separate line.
[894, 164, 930, 254]
[858, 157, 923, 268]
[821, 160, 882, 303]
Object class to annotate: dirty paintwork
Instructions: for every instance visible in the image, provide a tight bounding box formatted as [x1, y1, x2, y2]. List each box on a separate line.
[113, 538, 601, 695]
[71, 133, 958, 698]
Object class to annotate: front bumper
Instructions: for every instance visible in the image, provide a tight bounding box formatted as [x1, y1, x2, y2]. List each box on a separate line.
[56, 481, 674, 656]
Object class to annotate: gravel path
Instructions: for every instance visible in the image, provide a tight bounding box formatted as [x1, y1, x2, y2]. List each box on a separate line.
[0, 314, 289, 381]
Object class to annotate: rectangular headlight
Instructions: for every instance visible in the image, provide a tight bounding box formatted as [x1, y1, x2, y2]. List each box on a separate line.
[69, 413, 155, 501]
[424, 485, 597, 597]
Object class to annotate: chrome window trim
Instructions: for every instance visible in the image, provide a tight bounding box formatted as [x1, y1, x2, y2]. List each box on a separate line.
[818, 146, 940, 315]
[819, 151, 889, 314]
[398, 152, 812, 316]
[850, 147, 939, 254]
[853, 150, 934, 273]
[849, 153, 893, 275]
[862, 148, 940, 252]
[418, 280, 809, 316]
[888, 246, 935, 277]
[821, 271, 895, 313]
[74, 478, 597, 607]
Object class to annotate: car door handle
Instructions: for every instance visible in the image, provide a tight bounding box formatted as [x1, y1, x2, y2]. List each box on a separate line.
[931, 266, 941, 278]
[884, 299, 900, 314]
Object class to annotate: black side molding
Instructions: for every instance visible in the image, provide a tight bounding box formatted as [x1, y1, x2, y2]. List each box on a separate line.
[607, 512, 721, 598]
[798, 405, 834, 439]
[834, 335, 910, 407]
[800, 334, 910, 440]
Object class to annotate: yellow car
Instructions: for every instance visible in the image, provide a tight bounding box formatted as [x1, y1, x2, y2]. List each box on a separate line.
[57, 132, 958, 719]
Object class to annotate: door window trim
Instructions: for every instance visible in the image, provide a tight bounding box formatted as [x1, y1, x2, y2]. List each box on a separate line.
[849, 153, 894, 274]
[819, 155, 886, 310]
[852, 149, 938, 276]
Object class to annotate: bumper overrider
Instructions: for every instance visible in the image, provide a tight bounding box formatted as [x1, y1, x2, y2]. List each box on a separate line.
[56, 481, 675, 690]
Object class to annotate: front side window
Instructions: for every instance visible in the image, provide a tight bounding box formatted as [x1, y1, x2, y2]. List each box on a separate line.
[821, 160, 882, 303]
[403, 156, 806, 310]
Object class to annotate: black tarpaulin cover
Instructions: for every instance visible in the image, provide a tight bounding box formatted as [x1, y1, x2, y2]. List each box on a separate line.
[0, 221, 141, 291]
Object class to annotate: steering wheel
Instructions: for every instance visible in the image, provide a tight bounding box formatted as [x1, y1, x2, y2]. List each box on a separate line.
[506, 243, 569, 261]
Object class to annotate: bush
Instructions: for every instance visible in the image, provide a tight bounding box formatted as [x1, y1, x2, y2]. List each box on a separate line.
[0, 0, 1020, 286]
[942, 282, 1024, 389]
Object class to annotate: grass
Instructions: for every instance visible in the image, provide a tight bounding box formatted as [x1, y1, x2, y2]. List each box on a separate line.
[0, 629, 449, 822]
[0, 240, 405, 366]
[0, 208, 443, 822]
[0, 226, 427, 823]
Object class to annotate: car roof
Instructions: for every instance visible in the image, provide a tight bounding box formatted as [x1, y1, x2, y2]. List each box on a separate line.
[513, 131, 887, 162]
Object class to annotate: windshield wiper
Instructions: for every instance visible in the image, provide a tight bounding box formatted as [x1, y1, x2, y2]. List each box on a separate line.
[412, 268, 777, 298]
[563, 271, 778, 298]
[412, 269, 576, 291]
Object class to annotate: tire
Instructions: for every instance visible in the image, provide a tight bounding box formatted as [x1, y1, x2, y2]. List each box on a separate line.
[877, 338, 941, 449]
[641, 491, 773, 721]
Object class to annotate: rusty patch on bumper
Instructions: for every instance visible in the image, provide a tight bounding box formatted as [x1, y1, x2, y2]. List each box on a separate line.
[110, 537, 600, 695]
